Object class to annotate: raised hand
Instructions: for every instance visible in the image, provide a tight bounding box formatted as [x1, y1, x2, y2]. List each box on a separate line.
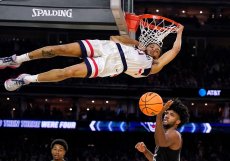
[176, 24, 184, 33]
[135, 142, 147, 153]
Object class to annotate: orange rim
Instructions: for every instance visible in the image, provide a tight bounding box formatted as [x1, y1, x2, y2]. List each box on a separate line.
[125, 13, 140, 32]
[125, 13, 180, 31]
[140, 14, 179, 30]
[139, 14, 179, 26]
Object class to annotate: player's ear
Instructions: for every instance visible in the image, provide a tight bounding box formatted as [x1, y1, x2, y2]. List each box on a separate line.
[176, 119, 181, 126]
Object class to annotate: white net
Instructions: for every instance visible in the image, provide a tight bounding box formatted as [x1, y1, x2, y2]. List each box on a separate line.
[138, 15, 178, 49]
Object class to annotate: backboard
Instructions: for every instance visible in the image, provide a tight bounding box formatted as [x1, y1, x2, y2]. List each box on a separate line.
[0, 0, 131, 36]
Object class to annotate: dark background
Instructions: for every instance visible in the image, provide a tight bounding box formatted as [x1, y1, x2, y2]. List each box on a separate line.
[0, 0, 230, 160]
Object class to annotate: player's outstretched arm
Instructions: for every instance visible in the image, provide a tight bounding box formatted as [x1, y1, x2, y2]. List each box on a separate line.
[110, 35, 139, 46]
[150, 25, 184, 74]
[135, 142, 154, 161]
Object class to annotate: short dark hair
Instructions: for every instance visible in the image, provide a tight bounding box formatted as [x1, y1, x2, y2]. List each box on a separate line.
[50, 139, 68, 151]
[168, 98, 190, 127]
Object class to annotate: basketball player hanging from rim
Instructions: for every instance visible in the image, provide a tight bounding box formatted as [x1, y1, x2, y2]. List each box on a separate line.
[0, 14, 184, 91]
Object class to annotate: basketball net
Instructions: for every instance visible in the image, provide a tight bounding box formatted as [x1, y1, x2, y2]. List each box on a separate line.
[125, 13, 179, 49]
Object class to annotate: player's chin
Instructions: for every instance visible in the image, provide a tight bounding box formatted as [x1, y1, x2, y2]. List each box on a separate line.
[53, 155, 60, 159]
[147, 50, 153, 56]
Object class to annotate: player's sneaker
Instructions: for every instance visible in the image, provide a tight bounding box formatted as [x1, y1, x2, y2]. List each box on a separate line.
[0, 54, 21, 69]
[4, 74, 30, 91]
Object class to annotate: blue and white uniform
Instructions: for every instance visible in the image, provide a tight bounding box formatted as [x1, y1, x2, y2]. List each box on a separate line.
[78, 40, 153, 78]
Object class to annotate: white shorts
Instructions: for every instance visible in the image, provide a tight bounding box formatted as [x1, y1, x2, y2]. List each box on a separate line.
[78, 40, 127, 78]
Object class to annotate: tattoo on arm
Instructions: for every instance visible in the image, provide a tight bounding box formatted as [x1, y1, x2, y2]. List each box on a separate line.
[41, 50, 56, 58]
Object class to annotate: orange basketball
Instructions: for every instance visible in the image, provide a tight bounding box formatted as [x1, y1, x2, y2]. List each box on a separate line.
[139, 92, 163, 116]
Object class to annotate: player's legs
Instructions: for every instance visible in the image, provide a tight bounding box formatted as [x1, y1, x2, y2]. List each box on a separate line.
[27, 42, 82, 59]
[0, 42, 82, 68]
[4, 62, 88, 91]
[36, 62, 87, 82]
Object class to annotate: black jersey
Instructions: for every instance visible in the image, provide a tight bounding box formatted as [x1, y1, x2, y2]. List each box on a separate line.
[154, 146, 181, 161]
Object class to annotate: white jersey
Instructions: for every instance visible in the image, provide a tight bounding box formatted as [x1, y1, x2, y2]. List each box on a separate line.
[78, 40, 153, 78]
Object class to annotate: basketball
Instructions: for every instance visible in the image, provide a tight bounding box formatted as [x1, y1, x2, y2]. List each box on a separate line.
[139, 92, 163, 116]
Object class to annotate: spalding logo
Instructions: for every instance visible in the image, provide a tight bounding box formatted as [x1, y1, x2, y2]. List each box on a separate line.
[32, 8, 73, 18]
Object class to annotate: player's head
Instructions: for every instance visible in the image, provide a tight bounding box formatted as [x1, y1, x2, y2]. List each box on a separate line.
[51, 139, 68, 160]
[163, 98, 189, 129]
[146, 43, 161, 59]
